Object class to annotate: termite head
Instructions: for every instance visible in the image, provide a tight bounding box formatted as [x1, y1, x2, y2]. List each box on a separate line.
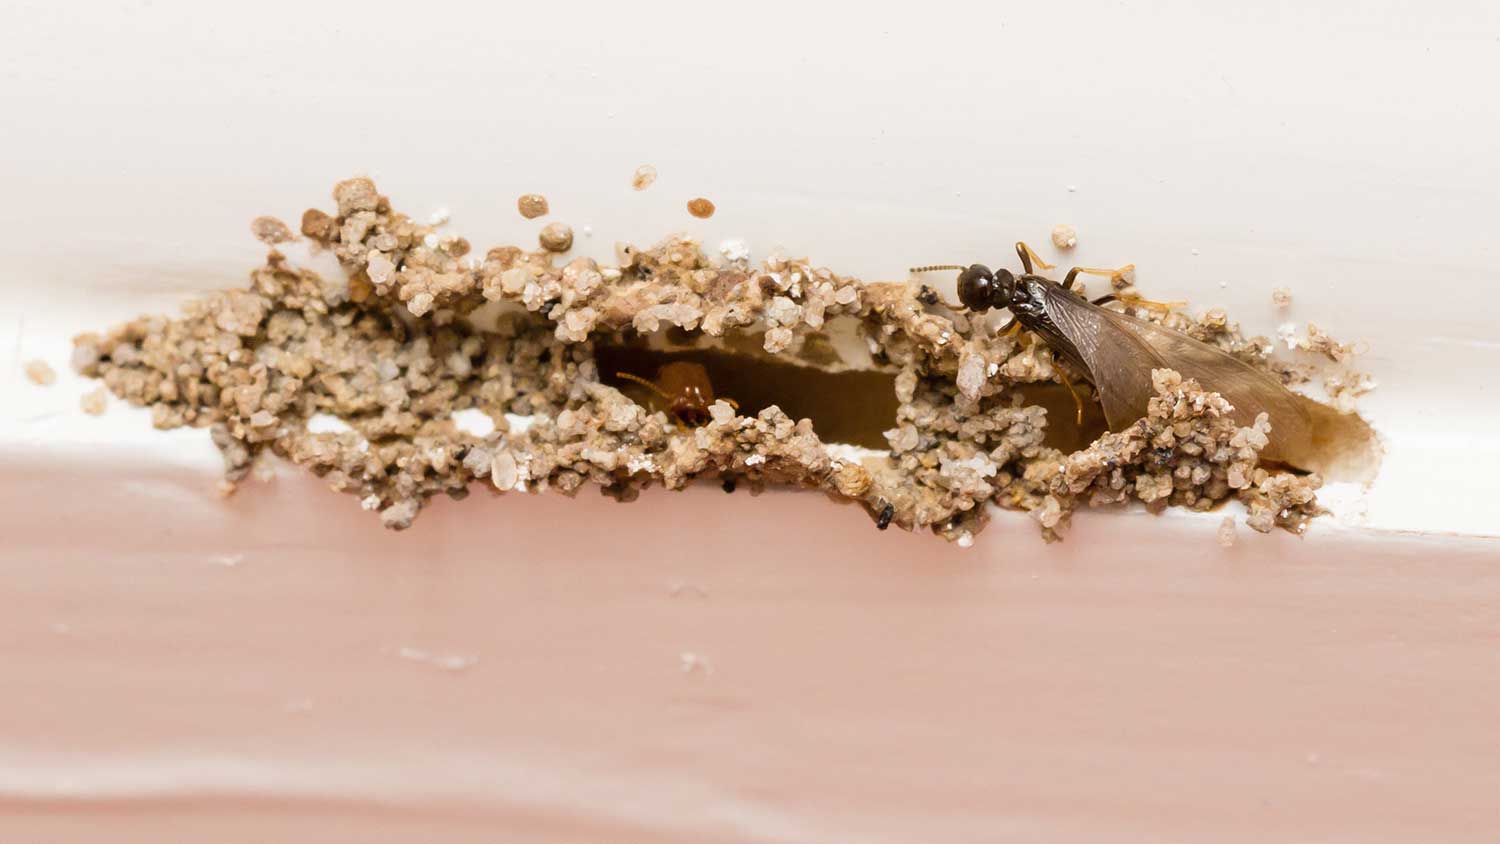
[956, 264, 1016, 312]
[615, 364, 727, 429]
[670, 395, 712, 427]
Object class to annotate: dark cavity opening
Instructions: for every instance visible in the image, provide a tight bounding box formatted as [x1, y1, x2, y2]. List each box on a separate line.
[596, 344, 899, 450]
[1013, 382, 1112, 453]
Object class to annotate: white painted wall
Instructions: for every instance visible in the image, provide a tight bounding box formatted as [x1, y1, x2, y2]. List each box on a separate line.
[6, 0, 1497, 532]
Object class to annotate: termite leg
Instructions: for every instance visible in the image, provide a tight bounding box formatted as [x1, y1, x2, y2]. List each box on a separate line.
[1117, 293, 1187, 312]
[722, 397, 740, 411]
[1014, 242, 1055, 274]
[1058, 367, 1085, 426]
[1063, 263, 1136, 291]
[999, 317, 1023, 338]
[1087, 289, 1185, 312]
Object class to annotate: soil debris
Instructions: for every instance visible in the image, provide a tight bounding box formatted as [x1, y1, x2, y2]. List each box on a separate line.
[80, 386, 108, 416]
[632, 165, 658, 191]
[25, 359, 56, 386]
[538, 222, 573, 252]
[1323, 369, 1379, 413]
[517, 194, 549, 219]
[687, 197, 716, 219]
[1279, 320, 1359, 363]
[1217, 515, 1237, 548]
[1051, 224, 1078, 250]
[72, 176, 1374, 542]
[251, 216, 296, 245]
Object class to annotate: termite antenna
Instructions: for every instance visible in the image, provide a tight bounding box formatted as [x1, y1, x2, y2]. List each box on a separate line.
[614, 371, 674, 402]
[909, 264, 968, 274]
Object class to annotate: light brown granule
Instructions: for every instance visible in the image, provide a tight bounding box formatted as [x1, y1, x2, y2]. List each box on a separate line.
[1051, 224, 1078, 249]
[1272, 287, 1292, 308]
[1217, 515, 1237, 547]
[332, 177, 380, 216]
[80, 386, 108, 416]
[632, 165, 657, 191]
[25, 359, 56, 386]
[539, 222, 574, 252]
[517, 194, 550, 219]
[1304, 323, 1357, 363]
[687, 197, 716, 219]
[1323, 369, 1378, 413]
[300, 208, 336, 240]
[250, 216, 295, 245]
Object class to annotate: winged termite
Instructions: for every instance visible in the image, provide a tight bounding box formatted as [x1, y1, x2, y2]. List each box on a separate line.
[913, 243, 1378, 482]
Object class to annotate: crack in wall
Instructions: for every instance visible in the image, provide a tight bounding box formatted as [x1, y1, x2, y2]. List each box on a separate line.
[70, 177, 1378, 542]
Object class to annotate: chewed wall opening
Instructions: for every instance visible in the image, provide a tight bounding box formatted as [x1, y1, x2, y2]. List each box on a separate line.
[1010, 383, 1111, 452]
[71, 176, 1379, 541]
[595, 341, 899, 450]
[595, 338, 1114, 455]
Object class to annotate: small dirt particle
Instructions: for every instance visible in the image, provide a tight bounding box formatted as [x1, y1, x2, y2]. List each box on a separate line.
[517, 194, 550, 219]
[300, 208, 336, 240]
[687, 197, 716, 219]
[250, 216, 295, 245]
[1217, 515, 1237, 548]
[379, 499, 420, 530]
[539, 222, 574, 252]
[1272, 287, 1292, 308]
[632, 165, 657, 191]
[80, 386, 108, 415]
[1051, 224, 1078, 249]
[719, 239, 749, 262]
[24, 359, 56, 386]
[332, 177, 380, 216]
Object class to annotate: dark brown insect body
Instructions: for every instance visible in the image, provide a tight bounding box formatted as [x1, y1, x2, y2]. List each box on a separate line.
[616, 362, 736, 427]
[923, 244, 1376, 480]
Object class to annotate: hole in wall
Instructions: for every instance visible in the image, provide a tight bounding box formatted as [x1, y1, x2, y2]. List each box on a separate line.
[1012, 383, 1111, 453]
[595, 343, 899, 450]
[596, 339, 1115, 454]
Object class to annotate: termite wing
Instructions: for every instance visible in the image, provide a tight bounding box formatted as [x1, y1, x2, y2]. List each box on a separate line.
[1033, 281, 1379, 482]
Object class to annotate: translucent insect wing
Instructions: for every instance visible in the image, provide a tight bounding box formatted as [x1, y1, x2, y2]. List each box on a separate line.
[1109, 311, 1316, 453]
[1040, 286, 1164, 429]
[1039, 285, 1377, 480]
[1118, 310, 1378, 479]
